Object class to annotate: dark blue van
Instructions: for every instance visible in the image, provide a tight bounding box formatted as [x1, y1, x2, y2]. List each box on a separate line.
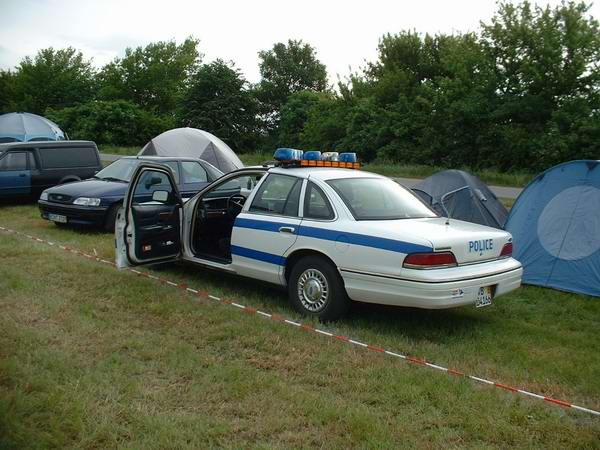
[0, 141, 102, 199]
[38, 156, 223, 231]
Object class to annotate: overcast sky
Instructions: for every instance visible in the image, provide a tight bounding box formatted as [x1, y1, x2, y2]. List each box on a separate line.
[1, 0, 599, 84]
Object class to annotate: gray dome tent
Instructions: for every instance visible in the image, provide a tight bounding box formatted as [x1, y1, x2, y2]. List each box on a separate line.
[0, 112, 66, 143]
[412, 170, 508, 229]
[138, 128, 243, 173]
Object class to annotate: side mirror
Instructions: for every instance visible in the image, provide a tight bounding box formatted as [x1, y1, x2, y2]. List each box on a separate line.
[152, 190, 169, 203]
[145, 176, 162, 189]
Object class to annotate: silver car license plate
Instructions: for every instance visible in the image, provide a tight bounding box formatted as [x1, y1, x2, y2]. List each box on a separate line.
[48, 213, 67, 223]
[475, 286, 493, 308]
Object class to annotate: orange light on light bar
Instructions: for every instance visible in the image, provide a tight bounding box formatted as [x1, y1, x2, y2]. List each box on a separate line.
[300, 160, 361, 169]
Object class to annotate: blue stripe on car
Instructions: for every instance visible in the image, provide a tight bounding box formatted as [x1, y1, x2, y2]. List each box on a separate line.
[231, 245, 287, 266]
[297, 226, 431, 254]
[234, 217, 296, 233]
[233, 217, 432, 257]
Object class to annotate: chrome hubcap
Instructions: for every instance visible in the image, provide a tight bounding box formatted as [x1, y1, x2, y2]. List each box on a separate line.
[297, 268, 329, 312]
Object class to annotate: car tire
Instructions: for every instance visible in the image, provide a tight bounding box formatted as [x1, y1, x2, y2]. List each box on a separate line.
[288, 255, 349, 321]
[104, 203, 121, 232]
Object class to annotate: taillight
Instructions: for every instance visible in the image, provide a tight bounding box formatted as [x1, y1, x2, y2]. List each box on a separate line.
[500, 242, 513, 257]
[403, 252, 457, 269]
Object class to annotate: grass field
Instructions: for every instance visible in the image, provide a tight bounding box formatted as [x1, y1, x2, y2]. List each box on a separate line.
[1, 203, 599, 448]
[98, 146, 533, 188]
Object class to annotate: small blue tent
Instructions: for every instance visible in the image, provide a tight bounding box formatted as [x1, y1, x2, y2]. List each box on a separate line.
[505, 160, 600, 297]
[0, 112, 66, 143]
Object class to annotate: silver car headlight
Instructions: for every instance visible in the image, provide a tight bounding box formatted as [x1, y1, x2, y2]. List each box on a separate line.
[73, 197, 101, 206]
[39, 191, 49, 201]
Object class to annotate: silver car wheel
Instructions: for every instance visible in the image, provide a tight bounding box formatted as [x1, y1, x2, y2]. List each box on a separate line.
[297, 268, 329, 312]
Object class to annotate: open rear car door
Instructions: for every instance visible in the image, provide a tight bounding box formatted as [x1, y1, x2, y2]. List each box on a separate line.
[116, 162, 183, 268]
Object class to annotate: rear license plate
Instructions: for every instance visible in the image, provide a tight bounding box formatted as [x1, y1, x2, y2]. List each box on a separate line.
[48, 213, 67, 223]
[475, 286, 493, 308]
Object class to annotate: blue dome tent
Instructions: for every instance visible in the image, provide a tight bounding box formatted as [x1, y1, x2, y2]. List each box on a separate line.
[505, 160, 600, 297]
[0, 112, 67, 143]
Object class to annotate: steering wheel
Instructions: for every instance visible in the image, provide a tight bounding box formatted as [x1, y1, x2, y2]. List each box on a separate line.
[227, 194, 246, 218]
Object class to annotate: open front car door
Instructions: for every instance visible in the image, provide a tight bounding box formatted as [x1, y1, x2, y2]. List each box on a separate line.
[116, 162, 183, 268]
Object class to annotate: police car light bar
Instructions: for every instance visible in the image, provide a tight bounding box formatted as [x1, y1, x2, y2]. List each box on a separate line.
[273, 148, 360, 169]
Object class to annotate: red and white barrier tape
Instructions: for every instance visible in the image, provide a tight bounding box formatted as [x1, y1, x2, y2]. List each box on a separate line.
[1, 224, 599, 417]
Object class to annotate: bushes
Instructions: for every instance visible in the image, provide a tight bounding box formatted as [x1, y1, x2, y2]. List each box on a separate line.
[45, 100, 173, 147]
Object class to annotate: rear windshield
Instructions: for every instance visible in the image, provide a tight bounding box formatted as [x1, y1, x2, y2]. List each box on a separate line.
[39, 146, 98, 168]
[327, 177, 437, 220]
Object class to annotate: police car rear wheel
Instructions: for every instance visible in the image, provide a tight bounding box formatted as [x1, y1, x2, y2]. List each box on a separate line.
[289, 256, 349, 321]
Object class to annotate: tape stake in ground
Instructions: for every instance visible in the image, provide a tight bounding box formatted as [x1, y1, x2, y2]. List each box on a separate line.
[1, 225, 599, 417]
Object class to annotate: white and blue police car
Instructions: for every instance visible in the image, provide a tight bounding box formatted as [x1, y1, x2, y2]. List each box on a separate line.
[116, 149, 523, 320]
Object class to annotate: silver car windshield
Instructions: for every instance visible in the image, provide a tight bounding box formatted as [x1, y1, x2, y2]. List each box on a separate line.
[327, 177, 438, 220]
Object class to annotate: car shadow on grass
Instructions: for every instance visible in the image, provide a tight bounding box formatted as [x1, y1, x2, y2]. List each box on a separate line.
[0, 197, 40, 206]
[346, 301, 487, 342]
[154, 260, 486, 345]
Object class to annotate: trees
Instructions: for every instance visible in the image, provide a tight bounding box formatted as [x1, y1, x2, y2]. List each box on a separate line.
[2, 1, 600, 168]
[256, 39, 328, 130]
[45, 100, 172, 146]
[480, 1, 600, 169]
[178, 59, 258, 151]
[298, 1, 600, 171]
[276, 91, 322, 148]
[98, 37, 201, 116]
[1, 47, 96, 114]
[0, 70, 16, 113]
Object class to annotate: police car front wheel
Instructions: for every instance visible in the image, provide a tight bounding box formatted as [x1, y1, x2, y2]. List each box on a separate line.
[288, 256, 349, 321]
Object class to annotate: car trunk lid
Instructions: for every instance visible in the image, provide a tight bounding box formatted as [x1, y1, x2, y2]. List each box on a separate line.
[358, 217, 512, 265]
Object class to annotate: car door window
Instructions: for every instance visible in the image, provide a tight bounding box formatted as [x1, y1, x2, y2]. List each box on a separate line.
[250, 174, 302, 217]
[181, 161, 208, 183]
[304, 182, 334, 220]
[27, 152, 37, 169]
[0, 152, 27, 171]
[209, 173, 264, 198]
[164, 162, 180, 184]
[133, 169, 177, 204]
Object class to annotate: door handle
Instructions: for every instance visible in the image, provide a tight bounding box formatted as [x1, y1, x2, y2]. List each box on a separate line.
[279, 226, 295, 234]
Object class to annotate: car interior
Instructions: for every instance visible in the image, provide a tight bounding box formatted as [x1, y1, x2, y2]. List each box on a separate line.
[129, 169, 182, 263]
[192, 172, 266, 263]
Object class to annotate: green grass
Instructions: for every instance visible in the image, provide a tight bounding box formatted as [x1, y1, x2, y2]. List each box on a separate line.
[235, 152, 533, 187]
[98, 145, 140, 156]
[233, 152, 533, 187]
[97, 147, 532, 188]
[1, 204, 599, 448]
[364, 160, 533, 188]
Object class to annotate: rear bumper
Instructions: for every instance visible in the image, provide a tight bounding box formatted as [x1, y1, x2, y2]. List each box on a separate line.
[38, 200, 108, 227]
[341, 265, 523, 309]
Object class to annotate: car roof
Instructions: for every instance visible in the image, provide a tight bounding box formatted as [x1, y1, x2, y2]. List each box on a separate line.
[0, 140, 96, 149]
[121, 155, 205, 163]
[268, 166, 385, 181]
